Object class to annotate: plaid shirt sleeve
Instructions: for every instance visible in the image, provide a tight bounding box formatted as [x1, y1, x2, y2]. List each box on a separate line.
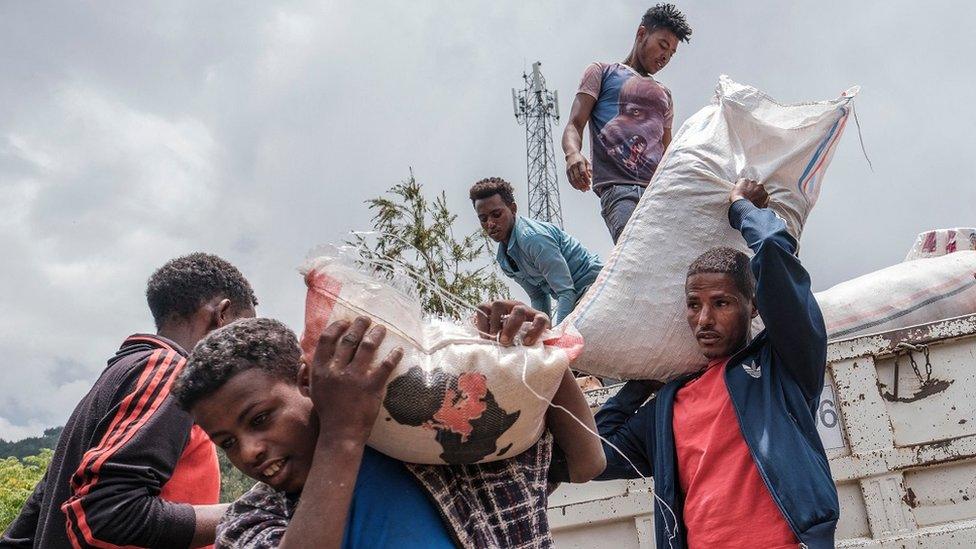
[406, 431, 555, 549]
[216, 483, 294, 549]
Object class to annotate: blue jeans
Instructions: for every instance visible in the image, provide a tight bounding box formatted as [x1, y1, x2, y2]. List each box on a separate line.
[597, 184, 645, 243]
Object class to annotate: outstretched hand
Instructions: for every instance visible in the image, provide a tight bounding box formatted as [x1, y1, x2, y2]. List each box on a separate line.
[729, 178, 770, 208]
[474, 299, 550, 346]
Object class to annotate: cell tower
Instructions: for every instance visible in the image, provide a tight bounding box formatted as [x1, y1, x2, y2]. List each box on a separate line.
[513, 61, 563, 228]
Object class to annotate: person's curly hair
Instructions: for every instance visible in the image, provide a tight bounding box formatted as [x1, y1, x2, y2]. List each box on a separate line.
[641, 3, 692, 43]
[173, 317, 301, 411]
[469, 177, 516, 206]
[687, 247, 754, 299]
[146, 252, 257, 329]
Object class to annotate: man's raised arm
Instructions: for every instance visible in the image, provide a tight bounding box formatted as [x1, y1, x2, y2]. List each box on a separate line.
[728, 179, 828, 400]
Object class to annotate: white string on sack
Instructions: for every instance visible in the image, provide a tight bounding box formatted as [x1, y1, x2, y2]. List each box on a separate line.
[348, 231, 483, 319]
[327, 233, 681, 548]
[851, 104, 874, 172]
[512, 348, 679, 549]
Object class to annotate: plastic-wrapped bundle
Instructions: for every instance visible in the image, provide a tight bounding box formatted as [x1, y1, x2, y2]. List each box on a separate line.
[569, 76, 857, 381]
[299, 255, 583, 465]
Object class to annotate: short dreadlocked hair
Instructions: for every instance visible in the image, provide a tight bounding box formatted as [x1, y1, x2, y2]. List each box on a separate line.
[173, 317, 301, 411]
[686, 247, 754, 299]
[641, 3, 692, 42]
[469, 177, 516, 206]
[146, 253, 257, 329]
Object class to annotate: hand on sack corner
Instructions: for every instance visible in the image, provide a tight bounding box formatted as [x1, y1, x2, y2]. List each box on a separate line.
[475, 300, 551, 347]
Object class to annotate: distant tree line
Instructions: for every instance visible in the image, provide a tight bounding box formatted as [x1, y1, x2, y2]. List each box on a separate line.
[0, 427, 63, 460]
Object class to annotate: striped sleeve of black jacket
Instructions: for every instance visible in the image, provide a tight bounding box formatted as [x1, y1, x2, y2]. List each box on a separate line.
[60, 347, 197, 549]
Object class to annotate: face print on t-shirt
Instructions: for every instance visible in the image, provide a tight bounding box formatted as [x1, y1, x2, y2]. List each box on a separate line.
[599, 77, 669, 181]
[579, 63, 673, 188]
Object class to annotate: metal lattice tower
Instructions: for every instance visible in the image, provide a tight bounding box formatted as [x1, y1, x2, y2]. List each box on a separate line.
[513, 61, 563, 228]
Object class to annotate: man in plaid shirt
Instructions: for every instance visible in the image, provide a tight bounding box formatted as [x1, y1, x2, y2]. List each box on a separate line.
[173, 301, 604, 548]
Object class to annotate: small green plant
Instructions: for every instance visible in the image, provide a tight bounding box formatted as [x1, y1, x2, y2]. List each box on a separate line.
[349, 169, 508, 318]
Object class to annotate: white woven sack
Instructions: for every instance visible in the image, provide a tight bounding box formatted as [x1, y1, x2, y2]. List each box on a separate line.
[568, 76, 857, 381]
[299, 256, 583, 465]
[819, 251, 976, 340]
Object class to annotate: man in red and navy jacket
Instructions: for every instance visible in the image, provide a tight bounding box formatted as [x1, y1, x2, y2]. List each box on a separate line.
[551, 179, 839, 548]
[1, 253, 258, 549]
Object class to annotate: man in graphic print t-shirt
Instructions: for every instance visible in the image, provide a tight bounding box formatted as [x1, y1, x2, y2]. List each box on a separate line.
[561, 4, 692, 243]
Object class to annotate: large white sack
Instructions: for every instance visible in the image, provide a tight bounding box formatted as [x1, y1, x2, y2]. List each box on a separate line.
[819, 251, 976, 340]
[299, 256, 583, 465]
[905, 228, 976, 261]
[568, 76, 857, 381]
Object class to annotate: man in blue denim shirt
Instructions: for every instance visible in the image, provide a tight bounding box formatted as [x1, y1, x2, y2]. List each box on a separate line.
[470, 177, 604, 324]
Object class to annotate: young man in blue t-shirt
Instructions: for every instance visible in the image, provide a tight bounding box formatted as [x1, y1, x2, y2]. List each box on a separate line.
[561, 4, 692, 243]
[173, 303, 605, 548]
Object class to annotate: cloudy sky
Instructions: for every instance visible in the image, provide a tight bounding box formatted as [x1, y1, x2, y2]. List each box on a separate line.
[1, 1, 974, 439]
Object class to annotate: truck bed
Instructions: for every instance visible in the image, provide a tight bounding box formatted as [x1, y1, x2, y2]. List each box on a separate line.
[548, 313, 976, 548]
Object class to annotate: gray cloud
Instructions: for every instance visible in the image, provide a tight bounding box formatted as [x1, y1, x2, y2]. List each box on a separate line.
[46, 357, 98, 388]
[1, 0, 974, 438]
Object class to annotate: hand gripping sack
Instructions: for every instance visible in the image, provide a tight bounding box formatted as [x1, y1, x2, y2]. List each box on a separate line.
[568, 76, 857, 381]
[818, 250, 976, 340]
[300, 256, 583, 465]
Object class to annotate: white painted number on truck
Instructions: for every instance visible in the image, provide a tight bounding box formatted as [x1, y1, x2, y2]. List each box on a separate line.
[816, 382, 845, 450]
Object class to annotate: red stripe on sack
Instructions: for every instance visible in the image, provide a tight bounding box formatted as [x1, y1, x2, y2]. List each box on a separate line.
[828, 274, 970, 331]
[543, 333, 585, 362]
[300, 269, 343, 359]
[63, 351, 184, 549]
[801, 114, 849, 195]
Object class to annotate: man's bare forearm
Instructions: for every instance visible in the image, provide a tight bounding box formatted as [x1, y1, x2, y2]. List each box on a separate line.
[547, 369, 605, 482]
[562, 123, 584, 157]
[190, 504, 229, 548]
[279, 437, 366, 549]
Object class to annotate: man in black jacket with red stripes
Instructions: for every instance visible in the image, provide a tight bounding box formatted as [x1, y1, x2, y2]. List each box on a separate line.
[1, 253, 257, 549]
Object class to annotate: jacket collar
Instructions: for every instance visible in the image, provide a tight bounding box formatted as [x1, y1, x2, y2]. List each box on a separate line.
[121, 333, 188, 357]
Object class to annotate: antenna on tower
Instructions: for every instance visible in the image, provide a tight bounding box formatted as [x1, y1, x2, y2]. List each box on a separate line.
[513, 61, 564, 228]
